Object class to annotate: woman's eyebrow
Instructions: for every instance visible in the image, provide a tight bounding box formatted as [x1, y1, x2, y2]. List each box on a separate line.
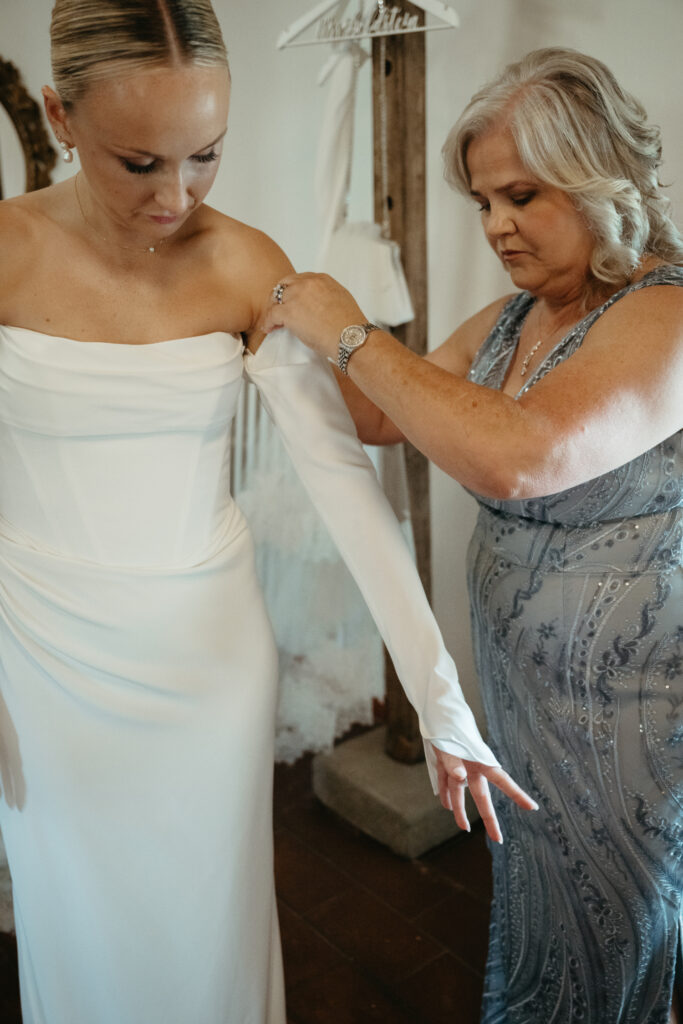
[470, 180, 536, 198]
[119, 128, 228, 158]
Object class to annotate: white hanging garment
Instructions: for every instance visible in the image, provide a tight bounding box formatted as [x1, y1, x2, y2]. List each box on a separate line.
[315, 41, 365, 264]
[323, 220, 415, 327]
[315, 24, 414, 327]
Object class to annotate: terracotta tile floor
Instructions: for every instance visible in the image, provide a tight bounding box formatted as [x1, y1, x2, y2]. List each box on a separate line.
[0, 751, 492, 1024]
[275, 753, 491, 1024]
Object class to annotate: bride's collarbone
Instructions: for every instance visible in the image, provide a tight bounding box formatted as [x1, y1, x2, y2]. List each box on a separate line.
[3, 304, 238, 345]
[3, 226, 256, 343]
[5, 273, 254, 345]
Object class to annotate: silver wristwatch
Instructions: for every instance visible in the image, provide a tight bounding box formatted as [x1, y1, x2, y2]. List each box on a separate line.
[336, 323, 379, 375]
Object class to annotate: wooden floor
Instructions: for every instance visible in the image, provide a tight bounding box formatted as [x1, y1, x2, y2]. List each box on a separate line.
[0, 750, 492, 1023]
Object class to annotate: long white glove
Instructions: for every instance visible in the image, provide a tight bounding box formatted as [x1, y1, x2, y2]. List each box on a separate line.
[243, 330, 500, 791]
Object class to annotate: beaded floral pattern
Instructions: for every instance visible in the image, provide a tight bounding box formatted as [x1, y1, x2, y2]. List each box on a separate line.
[467, 265, 683, 1024]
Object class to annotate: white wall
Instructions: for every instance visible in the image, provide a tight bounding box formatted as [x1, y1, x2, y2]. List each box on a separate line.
[2, 0, 682, 723]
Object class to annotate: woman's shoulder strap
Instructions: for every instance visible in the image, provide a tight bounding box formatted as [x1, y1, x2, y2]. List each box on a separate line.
[626, 263, 683, 292]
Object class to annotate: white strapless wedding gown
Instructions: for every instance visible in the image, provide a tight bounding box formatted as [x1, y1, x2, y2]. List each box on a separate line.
[0, 324, 498, 1024]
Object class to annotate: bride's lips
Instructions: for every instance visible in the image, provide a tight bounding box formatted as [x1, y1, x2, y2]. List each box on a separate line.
[148, 215, 179, 225]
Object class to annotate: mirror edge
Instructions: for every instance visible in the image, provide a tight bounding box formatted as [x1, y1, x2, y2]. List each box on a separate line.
[0, 57, 57, 194]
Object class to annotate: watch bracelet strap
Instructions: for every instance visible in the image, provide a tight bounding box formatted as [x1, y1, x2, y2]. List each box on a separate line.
[338, 323, 379, 376]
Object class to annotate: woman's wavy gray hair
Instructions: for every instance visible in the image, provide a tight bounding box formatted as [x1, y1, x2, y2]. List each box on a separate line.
[443, 47, 683, 285]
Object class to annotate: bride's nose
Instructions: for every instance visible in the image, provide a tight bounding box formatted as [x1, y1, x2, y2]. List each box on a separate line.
[153, 170, 194, 216]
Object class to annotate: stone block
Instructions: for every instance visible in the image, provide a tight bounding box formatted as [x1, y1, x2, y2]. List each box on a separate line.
[312, 726, 477, 859]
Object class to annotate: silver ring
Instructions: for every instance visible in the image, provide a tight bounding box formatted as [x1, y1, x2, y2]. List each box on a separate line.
[273, 283, 287, 304]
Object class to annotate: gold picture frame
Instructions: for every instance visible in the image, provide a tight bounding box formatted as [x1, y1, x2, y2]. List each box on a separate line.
[0, 57, 56, 197]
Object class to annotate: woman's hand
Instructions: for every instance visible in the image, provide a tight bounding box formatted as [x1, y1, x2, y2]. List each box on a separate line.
[432, 744, 538, 844]
[260, 272, 368, 360]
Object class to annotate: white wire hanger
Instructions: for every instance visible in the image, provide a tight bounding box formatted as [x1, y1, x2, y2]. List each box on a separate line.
[277, 0, 459, 49]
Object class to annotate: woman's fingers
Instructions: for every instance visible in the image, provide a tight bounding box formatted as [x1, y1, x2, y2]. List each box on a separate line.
[468, 762, 539, 812]
[260, 306, 284, 334]
[439, 755, 472, 835]
[259, 272, 367, 354]
[431, 747, 539, 844]
[436, 756, 450, 811]
[466, 771, 503, 845]
[448, 774, 470, 834]
[437, 756, 471, 833]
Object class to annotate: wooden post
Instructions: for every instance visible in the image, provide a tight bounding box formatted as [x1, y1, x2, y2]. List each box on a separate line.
[372, 4, 430, 764]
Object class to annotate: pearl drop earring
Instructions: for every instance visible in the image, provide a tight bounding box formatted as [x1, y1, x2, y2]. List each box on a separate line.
[59, 139, 74, 164]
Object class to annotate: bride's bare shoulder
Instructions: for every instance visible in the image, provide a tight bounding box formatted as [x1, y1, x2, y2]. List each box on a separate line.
[0, 181, 71, 250]
[0, 190, 40, 240]
[197, 207, 293, 342]
[0, 190, 51, 301]
[0, 181, 82, 323]
[200, 205, 294, 282]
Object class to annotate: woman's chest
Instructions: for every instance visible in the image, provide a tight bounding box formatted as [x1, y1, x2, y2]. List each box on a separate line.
[2, 250, 254, 344]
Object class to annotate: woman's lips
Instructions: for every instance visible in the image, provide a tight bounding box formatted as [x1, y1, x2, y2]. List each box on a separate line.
[148, 215, 179, 225]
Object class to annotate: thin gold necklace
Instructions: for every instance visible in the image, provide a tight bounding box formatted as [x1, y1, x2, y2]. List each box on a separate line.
[519, 304, 557, 377]
[74, 174, 164, 255]
[519, 336, 544, 376]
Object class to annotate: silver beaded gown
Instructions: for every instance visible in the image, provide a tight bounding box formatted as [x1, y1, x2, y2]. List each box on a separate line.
[467, 264, 683, 1024]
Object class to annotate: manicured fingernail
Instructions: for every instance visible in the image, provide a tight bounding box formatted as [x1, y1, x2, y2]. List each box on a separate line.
[530, 800, 540, 811]
[497, 837, 504, 845]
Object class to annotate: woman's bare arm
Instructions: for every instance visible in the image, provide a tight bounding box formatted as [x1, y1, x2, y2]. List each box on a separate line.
[262, 274, 683, 499]
[332, 296, 511, 446]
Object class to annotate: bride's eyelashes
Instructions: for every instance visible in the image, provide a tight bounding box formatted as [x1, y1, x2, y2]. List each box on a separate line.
[120, 151, 219, 175]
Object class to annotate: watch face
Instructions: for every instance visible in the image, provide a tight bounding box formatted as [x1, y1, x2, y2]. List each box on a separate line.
[340, 325, 367, 349]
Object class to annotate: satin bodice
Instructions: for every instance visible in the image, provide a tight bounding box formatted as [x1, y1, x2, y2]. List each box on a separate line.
[0, 326, 245, 567]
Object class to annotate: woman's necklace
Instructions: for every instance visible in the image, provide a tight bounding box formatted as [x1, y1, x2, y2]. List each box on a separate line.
[519, 303, 558, 377]
[519, 337, 544, 376]
[74, 174, 164, 255]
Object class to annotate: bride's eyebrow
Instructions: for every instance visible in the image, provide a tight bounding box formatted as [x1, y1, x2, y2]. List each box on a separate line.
[117, 129, 228, 158]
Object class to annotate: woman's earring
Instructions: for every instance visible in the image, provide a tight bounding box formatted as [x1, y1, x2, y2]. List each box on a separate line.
[58, 139, 74, 163]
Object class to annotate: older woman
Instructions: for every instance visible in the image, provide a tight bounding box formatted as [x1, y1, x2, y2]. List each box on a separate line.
[0, 2, 537, 1022]
[264, 49, 683, 1024]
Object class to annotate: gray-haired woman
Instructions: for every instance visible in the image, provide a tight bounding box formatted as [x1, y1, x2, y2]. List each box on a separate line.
[264, 48, 683, 1024]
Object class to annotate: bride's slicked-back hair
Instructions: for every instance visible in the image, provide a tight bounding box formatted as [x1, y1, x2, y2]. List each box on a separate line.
[442, 47, 683, 285]
[51, 0, 229, 107]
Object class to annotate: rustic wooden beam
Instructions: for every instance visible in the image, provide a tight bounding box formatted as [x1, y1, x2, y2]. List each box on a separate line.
[372, 2, 430, 764]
